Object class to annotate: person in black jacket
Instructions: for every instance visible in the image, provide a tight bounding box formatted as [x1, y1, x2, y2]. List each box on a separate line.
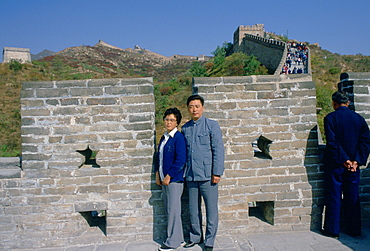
[321, 91, 370, 238]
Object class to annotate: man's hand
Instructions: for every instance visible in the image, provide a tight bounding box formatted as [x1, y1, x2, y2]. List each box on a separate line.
[343, 160, 352, 169]
[350, 161, 359, 172]
[343, 160, 359, 172]
[212, 175, 221, 184]
[162, 174, 171, 186]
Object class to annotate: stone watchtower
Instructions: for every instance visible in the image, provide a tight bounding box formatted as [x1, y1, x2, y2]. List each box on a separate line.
[2, 47, 31, 63]
[233, 24, 266, 46]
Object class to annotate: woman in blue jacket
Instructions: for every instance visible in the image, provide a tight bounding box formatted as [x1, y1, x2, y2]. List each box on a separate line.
[155, 108, 186, 251]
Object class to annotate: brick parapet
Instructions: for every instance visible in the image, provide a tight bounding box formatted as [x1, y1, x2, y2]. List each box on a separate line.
[233, 34, 311, 76]
[345, 73, 370, 225]
[233, 34, 287, 75]
[194, 74, 322, 232]
[21, 78, 155, 171]
[0, 78, 159, 250]
[1, 73, 370, 249]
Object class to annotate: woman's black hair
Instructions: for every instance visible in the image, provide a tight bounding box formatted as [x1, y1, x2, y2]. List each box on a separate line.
[186, 94, 204, 106]
[163, 107, 182, 125]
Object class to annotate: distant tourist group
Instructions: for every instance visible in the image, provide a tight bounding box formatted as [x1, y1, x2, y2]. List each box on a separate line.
[281, 41, 309, 74]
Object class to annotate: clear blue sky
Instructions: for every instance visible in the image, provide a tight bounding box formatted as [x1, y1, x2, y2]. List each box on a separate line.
[1, 0, 369, 62]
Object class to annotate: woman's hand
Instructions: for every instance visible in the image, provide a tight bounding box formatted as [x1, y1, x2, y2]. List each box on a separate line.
[155, 171, 162, 186]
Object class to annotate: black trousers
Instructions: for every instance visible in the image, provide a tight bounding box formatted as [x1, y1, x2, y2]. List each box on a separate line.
[323, 166, 361, 236]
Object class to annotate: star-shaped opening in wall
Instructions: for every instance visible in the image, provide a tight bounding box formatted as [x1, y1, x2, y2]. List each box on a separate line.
[76, 145, 101, 168]
[252, 135, 273, 159]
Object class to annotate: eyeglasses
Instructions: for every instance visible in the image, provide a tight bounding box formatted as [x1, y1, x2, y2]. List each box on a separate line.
[164, 118, 177, 123]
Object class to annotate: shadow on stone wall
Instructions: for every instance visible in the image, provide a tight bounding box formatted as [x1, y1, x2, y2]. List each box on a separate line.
[149, 151, 164, 243]
[304, 125, 324, 231]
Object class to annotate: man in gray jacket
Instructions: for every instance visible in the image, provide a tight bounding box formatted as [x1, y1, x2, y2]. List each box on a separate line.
[182, 95, 225, 251]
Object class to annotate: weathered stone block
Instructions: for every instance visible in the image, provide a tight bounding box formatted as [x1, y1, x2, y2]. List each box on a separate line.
[225, 92, 257, 100]
[104, 86, 140, 95]
[257, 90, 288, 99]
[138, 85, 154, 94]
[88, 79, 120, 87]
[55, 79, 87, 88]
[23, 81, 54, 89]
[120, 94, 154, 104]
[21, 99, 44, 107]
[74, 201, 108, 212]
[77, 185, 108, 194]
[21, 108, 50, 117]
[36, 88, 69, 98]
[20, 89, 35, 98]
[59, 98, 80, 106]
[70, 88, 103, 97]
[258, 108, 289, 117]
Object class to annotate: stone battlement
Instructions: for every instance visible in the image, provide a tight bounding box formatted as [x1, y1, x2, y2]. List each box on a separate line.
[243, 34, 286, 47]
[233, 33, 289, 75]
[233, 24, 266, 46]
[2, 46, 31, 63]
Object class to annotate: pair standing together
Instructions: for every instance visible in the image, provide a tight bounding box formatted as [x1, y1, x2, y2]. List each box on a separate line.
[155, 95, 225, 251]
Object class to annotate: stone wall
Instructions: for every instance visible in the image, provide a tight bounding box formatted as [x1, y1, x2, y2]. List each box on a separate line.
[1, 73, 370, 249]
[193, 74, 322, 234]
[233, 24, 266, 46]
[2, 47, 31, 63]
[0, 78, 160, 249]
[345, 72, 370, 223]
[233, 34, 287, 75]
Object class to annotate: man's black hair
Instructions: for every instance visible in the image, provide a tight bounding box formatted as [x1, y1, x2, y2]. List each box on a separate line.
[186, 94, 204, 106]
[332, 91, 349, 104]
[163, 107, 182, 124]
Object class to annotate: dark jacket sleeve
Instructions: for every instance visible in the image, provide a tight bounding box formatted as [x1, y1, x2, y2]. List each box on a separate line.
[324, 115, 350, 165]
[167, 132, 186, 179]
[355, 118, 370, 166]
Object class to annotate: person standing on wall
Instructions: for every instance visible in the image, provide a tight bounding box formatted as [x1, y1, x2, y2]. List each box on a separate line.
[321, 91, 370, 238]
[155, 108, 187, 251]
[182, 95, 225, 251]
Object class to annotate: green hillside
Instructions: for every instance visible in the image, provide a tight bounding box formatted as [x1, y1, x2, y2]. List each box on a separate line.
[1, 42, 369, 156]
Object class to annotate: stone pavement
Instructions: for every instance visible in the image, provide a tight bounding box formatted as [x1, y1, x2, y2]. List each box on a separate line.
[11, 226, 370, 251]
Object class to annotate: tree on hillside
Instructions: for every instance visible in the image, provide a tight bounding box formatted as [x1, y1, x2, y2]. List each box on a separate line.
[189, 61, 207, 77]
[189, 42, 268, 77]
[219, 53, 268, 76]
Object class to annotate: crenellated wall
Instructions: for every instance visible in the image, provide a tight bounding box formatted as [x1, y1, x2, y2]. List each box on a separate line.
[343, 73, 370, 224]
[233, 34, 288, 75]
[0, 71, 369, 249]
[193, 74, 322, 233]
[0, 78, 160, 249]
[233, 24, 266, 46]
